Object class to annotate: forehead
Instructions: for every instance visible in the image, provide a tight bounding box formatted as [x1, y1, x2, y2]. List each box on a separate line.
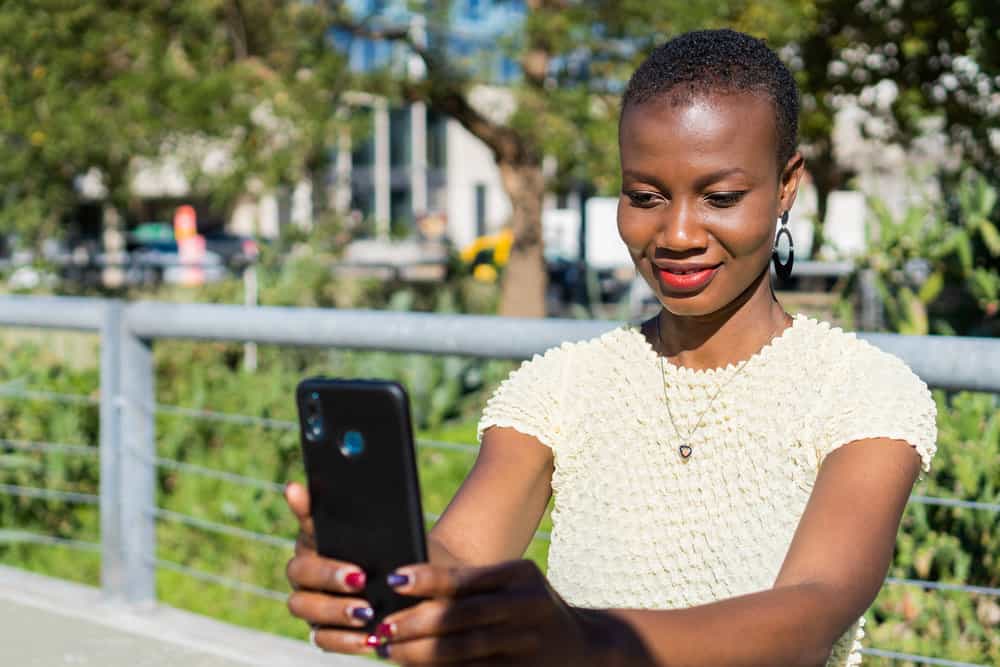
[619, 92, 778, 176]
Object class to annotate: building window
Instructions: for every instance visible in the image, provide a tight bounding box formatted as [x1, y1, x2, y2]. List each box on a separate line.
[389, 107, 411, 167]
[475, 183, 487, 237]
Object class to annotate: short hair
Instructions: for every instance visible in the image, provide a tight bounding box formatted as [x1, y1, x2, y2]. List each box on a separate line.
[621, 29, 800, 168]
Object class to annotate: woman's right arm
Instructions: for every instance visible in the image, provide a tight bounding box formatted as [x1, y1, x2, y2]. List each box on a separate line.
[427, 426, 554, 567]
[283, 425, 554, 653]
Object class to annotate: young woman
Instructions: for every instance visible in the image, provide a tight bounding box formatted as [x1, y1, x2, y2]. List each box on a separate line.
[284, 29, 936, 666]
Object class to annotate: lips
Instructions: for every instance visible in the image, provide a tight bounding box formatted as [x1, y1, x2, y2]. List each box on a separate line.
[655, 263, 722, 292]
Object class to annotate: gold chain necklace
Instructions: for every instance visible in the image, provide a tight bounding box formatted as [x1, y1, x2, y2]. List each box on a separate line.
[655, 316, 782, 462]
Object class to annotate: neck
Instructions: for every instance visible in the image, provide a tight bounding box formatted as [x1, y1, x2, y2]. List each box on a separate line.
[654, 269, 790, 371]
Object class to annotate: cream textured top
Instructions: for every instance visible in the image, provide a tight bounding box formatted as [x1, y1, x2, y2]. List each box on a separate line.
[477, 314, 937, 667]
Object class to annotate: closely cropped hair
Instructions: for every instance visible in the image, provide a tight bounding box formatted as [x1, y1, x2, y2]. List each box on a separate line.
[622, 29, 800, 168]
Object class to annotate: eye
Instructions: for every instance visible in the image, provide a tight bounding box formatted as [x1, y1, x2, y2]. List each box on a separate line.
[625, 191, 661, 208]
[705, 191, 747, 208]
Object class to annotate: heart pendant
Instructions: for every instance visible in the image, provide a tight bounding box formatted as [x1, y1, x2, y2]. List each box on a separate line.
[679, 444, 692, 459]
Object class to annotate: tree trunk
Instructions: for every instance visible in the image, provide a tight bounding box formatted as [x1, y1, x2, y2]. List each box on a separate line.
[498, 161, 547, 317]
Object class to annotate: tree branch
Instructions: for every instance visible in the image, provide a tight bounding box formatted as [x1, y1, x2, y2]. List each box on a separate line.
[224, 0, 249, 60]
[330, 9, 534, 164]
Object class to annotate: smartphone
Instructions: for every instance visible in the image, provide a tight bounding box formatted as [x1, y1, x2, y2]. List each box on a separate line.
[295, 378, 428, 629]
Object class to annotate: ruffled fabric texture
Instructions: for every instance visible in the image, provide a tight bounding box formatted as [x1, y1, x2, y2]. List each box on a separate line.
[477, 315, 937, 666]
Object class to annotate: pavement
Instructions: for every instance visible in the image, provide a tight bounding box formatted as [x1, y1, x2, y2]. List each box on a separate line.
[0, 565, 369, 666]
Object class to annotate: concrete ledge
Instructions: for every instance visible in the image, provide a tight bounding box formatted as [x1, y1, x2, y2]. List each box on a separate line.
[0, 565, 369, 666]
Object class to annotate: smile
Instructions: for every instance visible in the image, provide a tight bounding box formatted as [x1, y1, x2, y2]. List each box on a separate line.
[657, 265, 721, 292]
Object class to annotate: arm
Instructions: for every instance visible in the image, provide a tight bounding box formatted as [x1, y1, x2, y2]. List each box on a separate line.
[427, 426, 554, 567]
[596, 436, 922, 667]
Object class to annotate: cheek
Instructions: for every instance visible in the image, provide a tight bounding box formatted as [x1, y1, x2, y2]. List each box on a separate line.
[710, 210, 776, 258]
[617, 202, 651, 257]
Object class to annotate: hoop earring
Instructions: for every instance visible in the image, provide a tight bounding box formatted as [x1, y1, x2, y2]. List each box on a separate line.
[772, 211, 794, 281]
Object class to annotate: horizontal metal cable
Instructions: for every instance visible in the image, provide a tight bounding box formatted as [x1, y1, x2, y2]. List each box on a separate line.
[150, 507, 295, 549]
[885, 577, 1000, 597]
[910, 494, 1000, 513]
[149, 556, 288, 602]
[151, 401, 479, 455]
[153, 403, 297, 430]
[860, 647, 986, 667]
[151, 455, 285, 493]
[416, 438, 478, 454]
[0, 483, 99, 505]
[424, 510, 550, 542]
[0, 438, 97, 457]
[0, 529, 101, 553]
[0, 387, 99, 406]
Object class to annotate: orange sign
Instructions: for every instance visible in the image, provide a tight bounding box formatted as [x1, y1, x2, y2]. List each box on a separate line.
[173, 205, 197, 241]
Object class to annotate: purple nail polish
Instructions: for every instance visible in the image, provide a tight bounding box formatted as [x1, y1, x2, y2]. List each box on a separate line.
[350, 606, 374, 622]
[386, 573, 410, 587]
[376, 643, 391, 659]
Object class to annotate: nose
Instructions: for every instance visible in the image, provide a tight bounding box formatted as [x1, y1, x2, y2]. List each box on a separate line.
[655, 199, 708, 254]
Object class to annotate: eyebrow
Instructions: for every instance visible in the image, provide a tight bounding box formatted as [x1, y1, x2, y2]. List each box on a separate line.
[622, 167, 751, 191]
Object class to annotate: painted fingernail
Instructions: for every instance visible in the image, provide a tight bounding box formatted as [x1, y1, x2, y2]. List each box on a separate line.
[343, 571, 366, 590]
[376, 622, 395, 639]
[365, 634, 380, 648]
[349, 606, 374, 622]
[386, 573, 410, 587]
[376, 643, 391, 659]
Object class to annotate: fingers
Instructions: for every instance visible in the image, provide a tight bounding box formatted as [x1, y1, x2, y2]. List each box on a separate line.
[382, 593, 535, 643]
[381, 626, 541, 665]
[286, 552, 367, 594]
[391, 559, 539, 599]
[287, 590, 374, 628]
[285, 481, 314, 538]
[310, 626, 373, 655]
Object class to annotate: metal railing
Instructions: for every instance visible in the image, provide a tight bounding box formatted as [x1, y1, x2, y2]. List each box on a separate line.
[0, 295, 998, 666]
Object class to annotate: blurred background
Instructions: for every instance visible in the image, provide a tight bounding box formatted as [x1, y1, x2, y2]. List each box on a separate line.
[0, 1, 997, 665]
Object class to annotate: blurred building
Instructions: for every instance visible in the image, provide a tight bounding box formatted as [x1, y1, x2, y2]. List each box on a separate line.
[321, 0, 531, 249]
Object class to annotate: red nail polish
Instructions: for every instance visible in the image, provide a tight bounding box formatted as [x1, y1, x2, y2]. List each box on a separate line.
[376, 622, 394, 639]
[344, 571, 366, 590]
[365, 634, 380, 648]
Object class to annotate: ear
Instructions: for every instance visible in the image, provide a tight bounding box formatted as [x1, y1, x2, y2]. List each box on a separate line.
[778, 152, 806, 216]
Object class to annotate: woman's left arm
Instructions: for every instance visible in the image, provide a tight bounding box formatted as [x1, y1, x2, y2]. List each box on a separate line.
[603, 436, 922, 667]
[378, 436, 921, 667]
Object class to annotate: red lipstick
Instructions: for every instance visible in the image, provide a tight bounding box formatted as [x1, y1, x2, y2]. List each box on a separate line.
[656, 262, 721, 292]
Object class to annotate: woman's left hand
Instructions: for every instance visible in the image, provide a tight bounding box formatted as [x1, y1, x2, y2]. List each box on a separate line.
[374, 559, 601, 666]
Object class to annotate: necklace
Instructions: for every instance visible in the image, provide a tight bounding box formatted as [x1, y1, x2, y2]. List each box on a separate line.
[655, 316, 783, 462]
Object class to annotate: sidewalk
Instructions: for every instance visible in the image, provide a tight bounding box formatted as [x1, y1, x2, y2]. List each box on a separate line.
[0, 564, 368, 666]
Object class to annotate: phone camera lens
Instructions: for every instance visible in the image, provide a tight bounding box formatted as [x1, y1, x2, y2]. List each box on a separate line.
[340, 430, 365, 459]
[304, 411, 324, 442]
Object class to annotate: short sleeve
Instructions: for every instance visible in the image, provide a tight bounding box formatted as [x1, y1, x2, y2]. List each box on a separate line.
[817, 341, 938, 480]
[476, 344, 572, 450]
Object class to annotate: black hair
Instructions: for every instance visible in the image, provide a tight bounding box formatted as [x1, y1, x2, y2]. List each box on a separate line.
[621, 29, 800, 168]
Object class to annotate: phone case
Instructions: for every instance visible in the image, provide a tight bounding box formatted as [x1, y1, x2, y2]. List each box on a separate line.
[295, 378, 428, 629]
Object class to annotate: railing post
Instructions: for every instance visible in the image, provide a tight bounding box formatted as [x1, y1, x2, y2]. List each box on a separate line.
[120, 306, 157, 607]
[99, 301, 124, 600]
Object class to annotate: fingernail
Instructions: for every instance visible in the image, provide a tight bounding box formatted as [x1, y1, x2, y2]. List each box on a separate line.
[376, 622, 395, 639]
[386, 573, 410, 588]
[343, 571, 366, 590]
[365, 634, 380, 648]
[349, 606, 374, 622]
[376, 643, 391, 659]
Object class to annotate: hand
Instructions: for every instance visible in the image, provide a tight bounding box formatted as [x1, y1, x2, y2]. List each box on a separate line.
[284, 481, 378, 655]
[372, 559, 601, 666]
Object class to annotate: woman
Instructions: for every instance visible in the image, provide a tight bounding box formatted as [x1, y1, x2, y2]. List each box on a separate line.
[284, 29, 936, 666]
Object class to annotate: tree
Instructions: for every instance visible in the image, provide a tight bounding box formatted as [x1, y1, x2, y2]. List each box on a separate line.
[0, 1, 349, 251]
[331, 0, 813, 317]
[795, 0, 1000, 218]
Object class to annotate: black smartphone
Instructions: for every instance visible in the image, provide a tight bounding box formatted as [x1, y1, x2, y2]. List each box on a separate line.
[295, 378, 428, 629]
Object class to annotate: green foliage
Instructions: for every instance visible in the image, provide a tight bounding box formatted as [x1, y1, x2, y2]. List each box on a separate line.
[846, 169, 1000, 335]
[0, 1, 349, 247]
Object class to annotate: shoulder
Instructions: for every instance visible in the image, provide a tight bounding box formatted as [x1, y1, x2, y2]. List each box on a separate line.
[799, 317, 932, 398]
[798, 317, 938, 474]
[477, 325, 647, 447]
[501, 324, 648, 380]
